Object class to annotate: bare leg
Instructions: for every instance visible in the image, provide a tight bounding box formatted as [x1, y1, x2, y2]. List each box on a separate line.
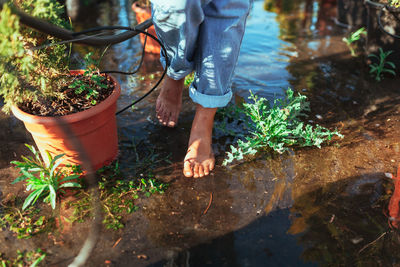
[183, 104, 216, 178]
[156, 76, 184, 127]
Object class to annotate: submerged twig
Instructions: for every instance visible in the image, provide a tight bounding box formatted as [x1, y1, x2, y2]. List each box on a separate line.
[358, 231, 388, 254]
[112, 237, 122, 248]
[203, 193, 213, 215]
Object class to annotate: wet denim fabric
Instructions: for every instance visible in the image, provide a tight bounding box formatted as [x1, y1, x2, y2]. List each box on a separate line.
[151, 0, 252, 108]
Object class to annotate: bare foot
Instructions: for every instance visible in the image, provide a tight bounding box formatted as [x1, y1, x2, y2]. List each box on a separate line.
[156, 76, 184, 127]
[183, 105, 217, 178]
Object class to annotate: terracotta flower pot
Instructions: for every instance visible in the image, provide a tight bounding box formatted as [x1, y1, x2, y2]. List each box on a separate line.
[11, 70, 121, 172]
[132, 2, 161, 55]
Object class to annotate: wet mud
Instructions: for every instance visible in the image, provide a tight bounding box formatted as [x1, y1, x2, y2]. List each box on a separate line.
[1, 0, 400, 266]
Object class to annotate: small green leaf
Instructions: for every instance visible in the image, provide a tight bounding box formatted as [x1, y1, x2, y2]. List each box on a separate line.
[386, 61, 396, 69]
[20, 169, 37, 180]
[59, 174, 81, 182]
[22, 188, 44, 210]
[30, 253, 46, 267]
[50, 154, 65, 175]
[59, 182, 81, 188]
[11, 175, 27, 184]
[49, 185, 56, 209]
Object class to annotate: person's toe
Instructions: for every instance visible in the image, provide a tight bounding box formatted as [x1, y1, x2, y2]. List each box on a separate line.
[203, 164, 210, 176]
[209, 160, 215, 171]
[193, 164, 200, 178]
[198, 165, 205, 177]
[167, 112, 178, 127]
[161, 111, 170, 126]
[183, 160, 193, 177]
[167, 112, 177, 127]
[156, 104, 164, 120]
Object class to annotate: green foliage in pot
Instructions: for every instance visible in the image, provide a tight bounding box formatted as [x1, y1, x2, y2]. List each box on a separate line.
[388, 0, 400, 8]
[68, 52, 108, 105]
[0, 0, 71, 113]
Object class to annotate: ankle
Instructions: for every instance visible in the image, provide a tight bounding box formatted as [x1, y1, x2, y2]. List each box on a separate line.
[189, 105, 216, 142]
[165, 76, 184, 86]
[192, 105, 216, 128]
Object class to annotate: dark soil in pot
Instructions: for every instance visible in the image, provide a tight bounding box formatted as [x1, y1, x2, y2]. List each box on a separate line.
[18, 73, 115, 117]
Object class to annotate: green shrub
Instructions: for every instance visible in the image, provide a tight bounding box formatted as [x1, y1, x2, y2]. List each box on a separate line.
[223, 89, 343, 165]
[0, 0, 70, 113]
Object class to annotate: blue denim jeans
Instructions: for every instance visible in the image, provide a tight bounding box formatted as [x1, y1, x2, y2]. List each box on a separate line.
[151, 0, 252, 108]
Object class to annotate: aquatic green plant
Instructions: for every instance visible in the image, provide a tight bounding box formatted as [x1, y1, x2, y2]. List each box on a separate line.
[0, 197, 54, 239]
[11, 144, 82, 210]
[368, 48, 396, 81]
[184, 72, 195, 87]
[342, 27, 367, 57]
[223, 89, 343, 165]
[0, 249, 46, 267]
[69, 162, 168, 230]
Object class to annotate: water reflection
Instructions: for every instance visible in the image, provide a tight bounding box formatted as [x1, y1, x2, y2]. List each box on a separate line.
[234, 1, 291, 101]
[141, 157, 312, 266]
[290, 174, 400, 266]
[234, 0, 342, 103]
[13, 0, 398, 265]
[264, 0, 315, 40]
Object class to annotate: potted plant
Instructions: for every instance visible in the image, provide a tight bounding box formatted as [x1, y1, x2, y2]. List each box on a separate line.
[0, 0, 121, 172]
[365, 0, 400, 68]
[131, 0, 160, 55]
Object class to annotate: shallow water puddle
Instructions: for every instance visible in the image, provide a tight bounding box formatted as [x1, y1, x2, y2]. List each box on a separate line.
[1, 0, 400, 266]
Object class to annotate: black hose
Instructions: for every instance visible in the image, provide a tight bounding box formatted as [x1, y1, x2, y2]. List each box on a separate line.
[4, 0, 154, 46]
[4, 1, 168, 113]
[375, 3, 400, 39]
[71, 26, 168, 115]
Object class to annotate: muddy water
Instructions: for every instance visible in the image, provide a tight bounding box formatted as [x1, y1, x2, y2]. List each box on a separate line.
[1, 0, 400, 266]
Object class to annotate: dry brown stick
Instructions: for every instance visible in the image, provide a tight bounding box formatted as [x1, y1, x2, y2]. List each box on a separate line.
[112, 238, 122, 248]
[203, 193, 213, 215]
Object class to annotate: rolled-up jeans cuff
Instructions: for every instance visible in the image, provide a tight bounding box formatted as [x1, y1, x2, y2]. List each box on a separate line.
[160, 56, 193, 80]
[189, 85, 232, 108]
